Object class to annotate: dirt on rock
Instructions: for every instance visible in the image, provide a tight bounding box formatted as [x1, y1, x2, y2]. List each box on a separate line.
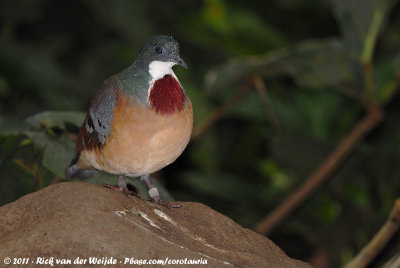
[0, 182, 310, 267]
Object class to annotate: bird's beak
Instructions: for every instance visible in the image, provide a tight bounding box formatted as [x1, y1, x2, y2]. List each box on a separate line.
[173, 56, 188, 69]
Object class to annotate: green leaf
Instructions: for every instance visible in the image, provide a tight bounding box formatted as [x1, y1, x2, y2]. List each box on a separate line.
[26, 111, 85, 130]
[206, 39, 358, 91]
[0, 134, 22, 165]
[23, 131, 75, 178]
[342, 181, 369, 208]
[0, 159, 37, 206]
[184, 0, 286, 56]
[0, 74, 9, 95]
[0, 134, 38, 205]
[375, 53, 400, 104]
[202, 0, 230, 35]
[309, 193, 342, 224]
[259, 158, 291, 190]
[330, 0, 399, 61]
[228, 8, 286, 52]
[0, 39, 82, 110]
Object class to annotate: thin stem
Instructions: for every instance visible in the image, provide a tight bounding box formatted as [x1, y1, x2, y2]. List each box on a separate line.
[191, 79, 253, 140]
[253, 104, 384, 235]
[251, 75, 280, 129]
[361, 6, 387, 99]
[344, 199, 400, 268]
[361, 8, 384, 64]
[363, 62, 377, 100]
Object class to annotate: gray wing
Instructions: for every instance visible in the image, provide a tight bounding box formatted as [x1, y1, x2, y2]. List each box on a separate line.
[80, 75, 121, 150]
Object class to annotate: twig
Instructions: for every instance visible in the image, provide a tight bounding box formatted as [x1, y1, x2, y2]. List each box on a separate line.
[363, 62, 377, 99]
[382, 253, 400, 268]
[253, 104, 384, 235]
[344, 199, 400, 268]
[333, 82, 370, 107]
[251, 75, 280, 129]
[191, 79, 253, 140]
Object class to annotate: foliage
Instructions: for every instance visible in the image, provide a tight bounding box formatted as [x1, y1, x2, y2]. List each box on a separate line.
[1, 0, 400, 266]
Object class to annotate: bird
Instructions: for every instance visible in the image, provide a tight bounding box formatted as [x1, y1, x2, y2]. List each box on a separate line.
[65, 35, 193, 208]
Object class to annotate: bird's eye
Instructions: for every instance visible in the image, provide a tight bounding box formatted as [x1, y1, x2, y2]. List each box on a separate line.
[154, 46, 163, 54]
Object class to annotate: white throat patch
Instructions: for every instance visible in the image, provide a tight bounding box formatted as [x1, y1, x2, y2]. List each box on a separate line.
[148, 60, 176, 81]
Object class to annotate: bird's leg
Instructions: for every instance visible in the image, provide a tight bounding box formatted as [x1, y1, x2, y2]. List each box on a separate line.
[103, 175, 141, 198]
[141, 174, 181, 209]
[141, 174, 159, 202]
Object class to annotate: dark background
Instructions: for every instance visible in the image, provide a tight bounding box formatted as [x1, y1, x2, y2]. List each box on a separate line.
[1, 0, 400, 267]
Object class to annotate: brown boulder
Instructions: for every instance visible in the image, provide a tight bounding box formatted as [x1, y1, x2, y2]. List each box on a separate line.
[0, 182, 310, 267]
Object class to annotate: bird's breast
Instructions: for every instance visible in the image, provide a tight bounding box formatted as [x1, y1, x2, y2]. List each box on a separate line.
[85, 93, 193, 176]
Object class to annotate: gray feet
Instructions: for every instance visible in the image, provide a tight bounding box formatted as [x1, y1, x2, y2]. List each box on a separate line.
[141, 174, 181, 209]
[104, 175, 181, 209]
[103, 175, 142, 198]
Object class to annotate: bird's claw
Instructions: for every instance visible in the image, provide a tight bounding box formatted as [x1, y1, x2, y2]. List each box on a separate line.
[103, 184, 142, 198]
[103, 184, 181, 209]
[146, 197, 181, 209]
[158, 200, 181, 209]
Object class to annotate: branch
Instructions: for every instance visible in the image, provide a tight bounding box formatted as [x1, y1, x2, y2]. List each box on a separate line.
[253, 104, 384, 235]
[251, 75, 280, 129]
[344, 199, 400, 268]
[383, 253, 400, 268]
[361, 7, 385, 64]
[191, 79, 253, 140]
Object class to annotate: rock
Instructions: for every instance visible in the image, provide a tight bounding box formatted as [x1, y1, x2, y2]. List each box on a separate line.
[0, 182, 310, 267]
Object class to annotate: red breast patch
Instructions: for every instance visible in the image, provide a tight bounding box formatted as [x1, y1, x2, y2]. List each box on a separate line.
[149, 74, 185, 115]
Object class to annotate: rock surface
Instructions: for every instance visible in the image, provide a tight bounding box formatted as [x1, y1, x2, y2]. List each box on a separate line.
[0, 182, 310, 267]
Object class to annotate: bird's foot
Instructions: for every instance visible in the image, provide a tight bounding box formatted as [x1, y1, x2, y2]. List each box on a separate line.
[103, 184, 142, 198]
[158, 200, 181, 209]
[148, 187, 181, 209]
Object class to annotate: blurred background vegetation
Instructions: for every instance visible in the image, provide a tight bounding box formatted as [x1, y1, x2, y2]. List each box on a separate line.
[1, 0, 400, 267]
